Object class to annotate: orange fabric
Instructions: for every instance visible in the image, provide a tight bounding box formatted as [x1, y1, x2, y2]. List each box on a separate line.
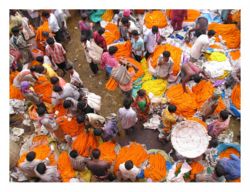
[32, 135, 49, 146]
[184, 10, 201, 22]
[114, 142, 148, 174]
[208, 23, 240, 49]
[72, 131, 99, 157]
[10, 84, 24, 100]
[214, 97, 226, 114]
[56, 116, 83, 137]
[35, 20, 51, 51]
[57, 151, 75, 182]
[219, 148, 240, 159]
[104, 23, 120, 45]
[188, 117, 207, 129]
[30, 60, 41, 67]
[54, 103, 68, 117]
[228, 178, 240, 182]
[18, 145, 56, 166]
[101, 10, 114, 22]
[28, 105, 39, 120]
[144, 153, 166, 182]
[144, 11, 168, 29]
[98, 141, 117, 163]
[114, 41, 132, 59]
[150, 44, 183, 76]
[210, 44, 223, 49]
[105, 77, 118, 91]
[189, 161, 204, 181]
[166, 84, 197, 118]
[231, 83, 240, 109]
[192, 80, 215, 109]
[230, 50, 240, 61]
[33, 75, 53, 104]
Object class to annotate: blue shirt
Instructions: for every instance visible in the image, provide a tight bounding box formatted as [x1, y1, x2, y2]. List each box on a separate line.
[219, 154, 240, 181]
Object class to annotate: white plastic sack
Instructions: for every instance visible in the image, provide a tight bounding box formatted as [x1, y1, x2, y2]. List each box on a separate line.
[87, 39, 103, 64]
[86, 92, 102, 112]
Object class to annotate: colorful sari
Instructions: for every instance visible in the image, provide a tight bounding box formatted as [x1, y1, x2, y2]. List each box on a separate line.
[132, 95, 150, 123]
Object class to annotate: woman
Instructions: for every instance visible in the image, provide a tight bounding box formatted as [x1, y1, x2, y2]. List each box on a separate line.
[132, 89, 150, 123]
[78, 13, 92, 40]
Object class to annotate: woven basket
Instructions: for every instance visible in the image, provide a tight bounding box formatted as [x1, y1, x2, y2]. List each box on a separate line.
[171, 120, 210, 159]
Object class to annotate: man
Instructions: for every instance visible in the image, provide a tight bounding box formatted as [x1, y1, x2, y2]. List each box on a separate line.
[215, 154, 240, 182]
[20, 81, 42, 106]
[65, 64, 84, 88]
[200, 93, 220, 121]
[63, 97, 79, 115]
[86, 149, 111, 180]
[118, 160, 140, 182]
[208, 110, 231, 138]
[158, 104, 179, 142]
[50, 76, 66, 88]
[190, 30, 216, 62]
[45, 37, 67, 77]
[131, 30, 144, 62]
[69, 150, 88, 172]
[77, 100, 95, 116]
[181, 61, 209, 92]
[187, 17, 209, 42]
[119, 17, 131, 41]
[154, 51, 174, 80]
[13, 67, 37, 88]
[54, 9, 70, 41]
[85, 113, 106, 129]
[42, 11, 63, 43]
[35, 56, 58, 79]
[171, 9, 188, 31]
[144, 26, 160, 59]
[102, 113, 119, 141]
[52, 84, 80, 106]
[101, 46, 119, 79]
[34, 162, 60, 182]
[93, 28, 107, 51]
[18, 151, 48, 179]
[118, 98, 138, 135]
[225, 62, 240, 88]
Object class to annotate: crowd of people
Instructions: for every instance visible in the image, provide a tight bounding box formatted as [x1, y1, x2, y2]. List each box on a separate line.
[9, 9, 240, 182]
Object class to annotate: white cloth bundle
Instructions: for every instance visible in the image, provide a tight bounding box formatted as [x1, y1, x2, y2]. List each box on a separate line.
[86, 92, 102, 112]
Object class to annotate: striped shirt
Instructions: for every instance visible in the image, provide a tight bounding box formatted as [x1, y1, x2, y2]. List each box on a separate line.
[45, 42, 66, 64]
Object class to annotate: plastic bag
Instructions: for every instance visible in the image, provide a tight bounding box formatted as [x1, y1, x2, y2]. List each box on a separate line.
[86, 92, 102, 112]
[87, 40, 103, 64]
[167, 161, 192, 182]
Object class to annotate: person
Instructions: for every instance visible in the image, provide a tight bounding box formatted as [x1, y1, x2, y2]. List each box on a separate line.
[93, 28, 107, 51]
[131, 30, 144, 62]
[102, 113, 119, 141]
[144, 26, 161, 59]
[215, 154, 240, 182]
[50, 76, 66, 88]
[118, 98, 138, 135]
[208, 110, 231, 138]
[118, 160, 140, 182]
[65, 64, 84, 88]
[69, 150, 88, 172]
[119, 59, 138, 97]
[63, 97, 79, 115]
[37, 106, 65, 141]
[45, 37, 67, 77]
[86, 149, 111, 180]
[101, 46, 119, 79]
[13, 67, 37, 88]
[20, 81, 42, 105]
[34, 162, 60, 182]
[154, 51, 174, 80]
[35, 56, 58, 79]
[51, 84, 80, 106]
[132, 89, 151, 123]
[18, 151, 46, 178]
[77, 100, 95, 116]
[78, 13, 92, 40]
[181, 61, 209, 92]
[54, 9, 71, 41]
[170, 9, 188, 31]
[42, 11, 63, 43]
[27, 10, 41, 29]
[187, 17, 209, 42]
[119, 17, 130, 41]
[80, 35, 99, 76]
[158, 104, 178, 142]
[9, 26, 32, 65]
[200, 93, 220, 121]
[190, 30, 216, 62]
[225, 62, 240, 88]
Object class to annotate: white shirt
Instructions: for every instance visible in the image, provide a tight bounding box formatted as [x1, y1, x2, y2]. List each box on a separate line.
[48, 13, 60, 33]
[70, 70, 83, 87]
[119, 163, 140, 181]
[155, 56, 174, 78]
[144, 31, 159, 53]
[19, 159, 44, 178]
[34, 165, 60, 182]
[190, 34, 210, 60]
[118, 107, 138, 129]
[54, 9, 67, 29]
